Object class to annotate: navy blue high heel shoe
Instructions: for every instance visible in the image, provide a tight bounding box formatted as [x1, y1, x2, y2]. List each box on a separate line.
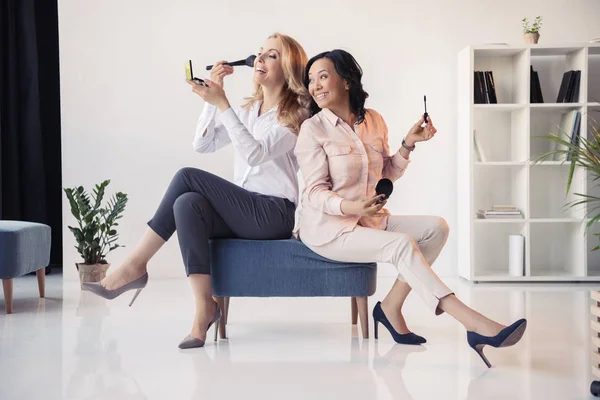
[466, 318, 527, 368]
[373, 301, 426, 345]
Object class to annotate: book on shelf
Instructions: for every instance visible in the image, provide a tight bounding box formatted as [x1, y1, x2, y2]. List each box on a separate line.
[491, 205, 518, 211]
[552, 110, 581, 161]
[556, 70, 581, 103]
[476, 208, 523, 219]
[568, 112, 581, 161]
[530, 65, 544, 103]
[474, 72, 484, 104]
[474, 71, 497, 104]
[473, 130, 486, 162]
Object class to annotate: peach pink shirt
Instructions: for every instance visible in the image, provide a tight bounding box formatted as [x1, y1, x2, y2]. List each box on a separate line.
[294, 108, 411, 247]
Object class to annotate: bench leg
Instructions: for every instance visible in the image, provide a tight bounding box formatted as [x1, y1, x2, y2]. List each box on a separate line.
[3, 278, 13, 314]
[351, 297, 358, 325]
[224, 297, 230, 325]
[356, 296, 369, 339]
[214, 297, 227, 341]
[36, 268, 46, 298]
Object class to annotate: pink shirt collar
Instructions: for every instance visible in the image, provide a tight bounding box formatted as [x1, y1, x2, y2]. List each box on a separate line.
[321, 108, 342, 126]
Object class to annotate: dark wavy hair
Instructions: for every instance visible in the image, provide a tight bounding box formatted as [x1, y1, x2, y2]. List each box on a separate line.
[304, 49, 369, 123]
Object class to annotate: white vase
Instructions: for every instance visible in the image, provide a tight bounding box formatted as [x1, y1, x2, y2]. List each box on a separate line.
[508, 235, 525, 277]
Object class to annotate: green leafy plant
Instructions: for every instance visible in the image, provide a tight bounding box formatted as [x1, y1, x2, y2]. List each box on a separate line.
[534, 115, 600, 250]
[522, 16, 543, 34]
[64, 180, 128, 264]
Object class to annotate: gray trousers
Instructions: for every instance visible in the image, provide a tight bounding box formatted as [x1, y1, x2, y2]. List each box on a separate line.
[147, 167, 295, 276]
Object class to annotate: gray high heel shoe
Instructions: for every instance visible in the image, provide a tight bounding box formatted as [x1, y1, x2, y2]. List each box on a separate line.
[81, 273, 148, 307]
[178, 303, 222, 349]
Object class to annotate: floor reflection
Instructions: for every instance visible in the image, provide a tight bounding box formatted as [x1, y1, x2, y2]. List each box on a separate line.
[1, 275, 596, 399]
[186, 335, 377, 400]
[65, 290, 147, 399]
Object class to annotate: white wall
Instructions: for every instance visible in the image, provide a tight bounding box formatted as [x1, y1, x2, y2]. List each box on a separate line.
[58, 0, 600, 281]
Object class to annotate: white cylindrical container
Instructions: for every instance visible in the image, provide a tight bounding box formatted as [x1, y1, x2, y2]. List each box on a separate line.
[509, 234, 525, 277]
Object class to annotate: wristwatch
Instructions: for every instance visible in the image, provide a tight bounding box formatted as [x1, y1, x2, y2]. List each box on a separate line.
[402, 137, 416, 151]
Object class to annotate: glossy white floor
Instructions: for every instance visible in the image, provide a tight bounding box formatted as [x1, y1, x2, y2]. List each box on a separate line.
[0, 272, 597, 400]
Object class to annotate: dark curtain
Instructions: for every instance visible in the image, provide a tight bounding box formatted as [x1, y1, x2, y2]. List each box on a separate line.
[0, 0, 62, 268]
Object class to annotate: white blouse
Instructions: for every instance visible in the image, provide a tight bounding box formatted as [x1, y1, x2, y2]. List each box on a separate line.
[193, 102, 300, 205]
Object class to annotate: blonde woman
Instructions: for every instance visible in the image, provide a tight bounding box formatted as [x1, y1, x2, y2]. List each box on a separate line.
[83, 33, 310, 349]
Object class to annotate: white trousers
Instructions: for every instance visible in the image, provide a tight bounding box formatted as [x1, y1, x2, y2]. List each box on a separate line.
[306, 215, 453, 315]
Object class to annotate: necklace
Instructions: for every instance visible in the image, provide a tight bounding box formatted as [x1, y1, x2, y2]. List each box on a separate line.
[259, 101, 278, 116]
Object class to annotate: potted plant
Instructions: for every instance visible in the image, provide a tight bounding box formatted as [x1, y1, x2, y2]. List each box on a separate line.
[522, 16, 543, 44]
[535, 117, 600, 250]
[64, 180, 128, 284]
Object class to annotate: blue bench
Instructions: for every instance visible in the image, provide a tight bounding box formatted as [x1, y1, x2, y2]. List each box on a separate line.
[209, 238, 377, 339]
[0, 221, 51, 314]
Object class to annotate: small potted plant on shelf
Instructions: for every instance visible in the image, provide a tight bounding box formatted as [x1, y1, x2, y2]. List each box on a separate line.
[64, 180, 128, 285]
[534, 117, 600, 250]
[522, 16, 543, 44]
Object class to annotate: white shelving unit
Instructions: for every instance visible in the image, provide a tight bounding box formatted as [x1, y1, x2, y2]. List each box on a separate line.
[457, 43, 600, 282]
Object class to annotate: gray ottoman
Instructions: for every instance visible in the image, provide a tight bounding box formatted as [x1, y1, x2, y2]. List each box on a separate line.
[0, 221, 51, 314]
[209, 238, 377, 340]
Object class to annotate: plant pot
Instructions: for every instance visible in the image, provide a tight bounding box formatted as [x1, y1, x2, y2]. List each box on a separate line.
[524, 33, 540, 44]
[77, 263, 110, 285]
